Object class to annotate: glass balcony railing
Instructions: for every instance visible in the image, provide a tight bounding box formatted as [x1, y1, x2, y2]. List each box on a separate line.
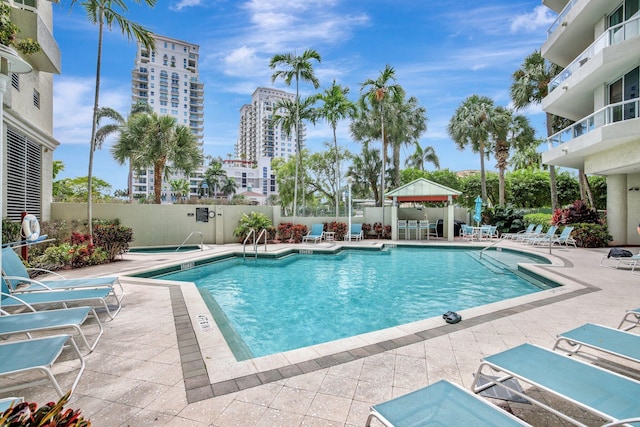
[547, 98, 639, 147]
[547, 0, 578, 37]
[549, 15, 640, 91]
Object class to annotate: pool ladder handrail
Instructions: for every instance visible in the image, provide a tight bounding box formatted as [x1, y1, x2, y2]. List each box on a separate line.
[243, 228, 268, 259]
[176, 231, 204, 252]
[479, 238, 501, 259]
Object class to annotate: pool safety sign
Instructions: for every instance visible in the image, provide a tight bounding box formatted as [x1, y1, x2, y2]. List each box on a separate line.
[197, 314, 213, 332]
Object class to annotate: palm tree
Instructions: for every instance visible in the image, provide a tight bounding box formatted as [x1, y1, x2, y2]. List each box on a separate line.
[511, 50, 566, 210]
[220, 176, 237, 199]
[309, 80, 356, 217]
[68, 0, 156, 238]
[447, 94, 495, 202]
[203, 158, 226, 198]
[269, 49, 321, 223]
[359, 65, 403, 211]
[511, 144, 543, 171]
[170, 178, 190, 202]
[115, 112, 202, 204]
[489, 107, 536, 206]
[348, 145, 382, 204]
[98, 102, 152, 203]
[405, 145, 440, 170]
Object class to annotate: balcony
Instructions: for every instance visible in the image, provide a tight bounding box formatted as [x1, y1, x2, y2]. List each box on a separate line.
[543, 34, 639, 121]
[10, 6, 61, 74]
[543, 98, 640, 171]
[543, 0, 615, 67]
[550, 15, 640, 92]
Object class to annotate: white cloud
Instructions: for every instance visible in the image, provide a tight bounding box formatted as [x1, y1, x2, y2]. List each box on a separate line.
[510, 5, 555, 33]
[222, 46, 263, 77]
[170, 0, 203, 12]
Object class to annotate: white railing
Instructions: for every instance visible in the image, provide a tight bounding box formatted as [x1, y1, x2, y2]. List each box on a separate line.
[550, 15, 640, 91]
[547, 98, 640, 148]
[547, 0, 578, 37]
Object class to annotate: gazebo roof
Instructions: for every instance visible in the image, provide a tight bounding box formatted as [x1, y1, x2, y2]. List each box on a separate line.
[385, 178, 462, 202]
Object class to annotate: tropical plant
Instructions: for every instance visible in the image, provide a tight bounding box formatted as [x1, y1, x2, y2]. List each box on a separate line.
[511, 50, 563, 210]
[170, 178, 190, 201]
[0, 2, 41, 54]
[459, 172, 499, 209]
[489, 107, 536, 206]
[523, 213, 552, 229]
[347, 145, 382, 203]
[0, 391, 91, 426]
[570, 223, 612, 248]
[357, 65, 404, 208]
[233, 212, 273, 242]
[405, 145, 440, 171]
[203, 157, 226, 198]
[551, 199, 601, 225]
[270, 49, 322, 224]
[1, 218, 22, 245]
[93, 223, 133, 261]
[116, 112, 202, 204]
[306, 143, 352, 215]
[447, 94, 495, 203]
[510, 140, 543, 171]
[68, 0, 155, 239]
[311, 80, 356, 216]
[103, 102, 153, 202]
[220, 176, 237, 199]
[507, 169, 551, 208]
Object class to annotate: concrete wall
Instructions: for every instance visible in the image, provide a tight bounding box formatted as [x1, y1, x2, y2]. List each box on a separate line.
[51, 203, 471, 246]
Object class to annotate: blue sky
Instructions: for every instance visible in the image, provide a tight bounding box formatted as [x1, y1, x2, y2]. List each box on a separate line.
[51, 0, 556, 192]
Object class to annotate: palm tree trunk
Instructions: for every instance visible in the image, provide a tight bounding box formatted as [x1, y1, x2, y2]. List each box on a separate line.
[545, 112, 559, 210]
[479, 140, 487, 202]
[128, 162, 133, 203]
[579, 169, 595, 208]
[154, 158, 165, 204]
[333, 126, 340, 218]
[392, 143, 400, 188]
[498, 167, 505, 206]
[87, 8, 105, 241]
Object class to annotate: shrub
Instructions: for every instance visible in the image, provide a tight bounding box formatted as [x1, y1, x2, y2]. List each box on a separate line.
[233, 212, 273, 243]
[571, 223, 612, 248]
[2, 218, 22, 245]
[523, 213, 552, 230]
[326, 221, 347, 241]
[551, 199, 601, 225]
[361, 223, 372, 238]
[486, 205, 525, 235]
[38, 243, 73, 270]
[277, 222, 295, 241]
[0, 391, 91, 426]
[93, 224, 133, 261]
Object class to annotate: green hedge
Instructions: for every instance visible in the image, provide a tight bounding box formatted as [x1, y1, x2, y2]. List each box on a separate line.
[523, 213, 552, 230]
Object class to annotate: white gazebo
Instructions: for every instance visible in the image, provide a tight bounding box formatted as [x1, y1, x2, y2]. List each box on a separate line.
[386, 178, 462, 242]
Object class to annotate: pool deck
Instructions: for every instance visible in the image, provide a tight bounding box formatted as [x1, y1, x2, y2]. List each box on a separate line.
[2, 239, 639, 426]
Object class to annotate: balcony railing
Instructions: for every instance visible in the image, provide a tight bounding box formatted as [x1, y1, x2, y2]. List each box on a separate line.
[550, 15, 640, 91]
[547, 0, 578, 36]
[547, 98, 639, 147]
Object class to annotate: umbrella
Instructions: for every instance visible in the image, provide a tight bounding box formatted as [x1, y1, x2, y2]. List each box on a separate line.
[473, 196, 482, 225]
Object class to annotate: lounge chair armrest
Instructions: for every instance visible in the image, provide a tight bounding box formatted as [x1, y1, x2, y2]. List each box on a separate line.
[26, 267, 66, 279]
[2, 275, 54, 291]
[602, 418, 640, 427]
[0, 292, 37, 311]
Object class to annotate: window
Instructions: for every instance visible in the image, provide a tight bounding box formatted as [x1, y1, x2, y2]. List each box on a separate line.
[609, 66, 639, 121]
[11, 73, 19, 90]
[5, 127, 41, 220]
[33, 89, 40, 109]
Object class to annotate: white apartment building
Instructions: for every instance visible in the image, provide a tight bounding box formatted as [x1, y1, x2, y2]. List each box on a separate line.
[541, 0, 640, 245]
[221, 157, 277, 205]
[130, 33, 204, 201]
[1, 0, 60, 222]
[236, 87, 303, 162]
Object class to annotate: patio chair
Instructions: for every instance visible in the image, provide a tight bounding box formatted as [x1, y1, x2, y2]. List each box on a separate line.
[550, 226, 576, 247]
[524, 225, 558, 245]
[1, 247, 123, 304]
[0, 334, 85, 398]
[514, 224, 543, 242]
[553, 323, 640, 366]
[472, 343, 640, 426]
[618, 307, 640, 331]
[365, 379, 529, 427]
[397, 220, 407, 240]
[501, 224, 534, 240]
[1, 278, 121, 320]
[600, 248, 640, 271]
[0, 306, 104, 353]
[459, 224, 476, 240]
[302, 223, 324, 243]
[407, 220, 418, 240]
[348, 224, 363, 241]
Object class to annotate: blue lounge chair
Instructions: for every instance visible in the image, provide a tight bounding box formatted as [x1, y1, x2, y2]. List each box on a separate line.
[0, 307, 104, 352]
[1, 247, 123, 303]
[472, 343, 640, 426]
[501, 224, 534, 240]
[514, 224, 543, 242]
[1, 277, 121, 320]
[525, 225, 558, 245]
[0, 335, 85, 398]
[348, 224, 363, 241]
[366, 379, 528, 426]
[618, 308, 640, 331]
[302, 224, 324, 243]
[553, 323, 640, 366]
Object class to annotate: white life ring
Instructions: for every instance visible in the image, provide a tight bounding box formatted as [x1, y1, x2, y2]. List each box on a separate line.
[22, 214, 40, 242]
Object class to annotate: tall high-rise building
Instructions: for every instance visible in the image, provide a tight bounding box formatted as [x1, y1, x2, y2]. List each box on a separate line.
[130, 33, 205, 201]
[2, 0, 61, 221]
[235, 87, 304, 163]
[540, 0, 640, 245]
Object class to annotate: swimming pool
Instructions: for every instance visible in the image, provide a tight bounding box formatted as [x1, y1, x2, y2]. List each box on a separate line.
[156, 247, 554, 360]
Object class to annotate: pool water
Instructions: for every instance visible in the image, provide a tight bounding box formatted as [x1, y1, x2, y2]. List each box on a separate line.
[157, 247, 552, 360]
